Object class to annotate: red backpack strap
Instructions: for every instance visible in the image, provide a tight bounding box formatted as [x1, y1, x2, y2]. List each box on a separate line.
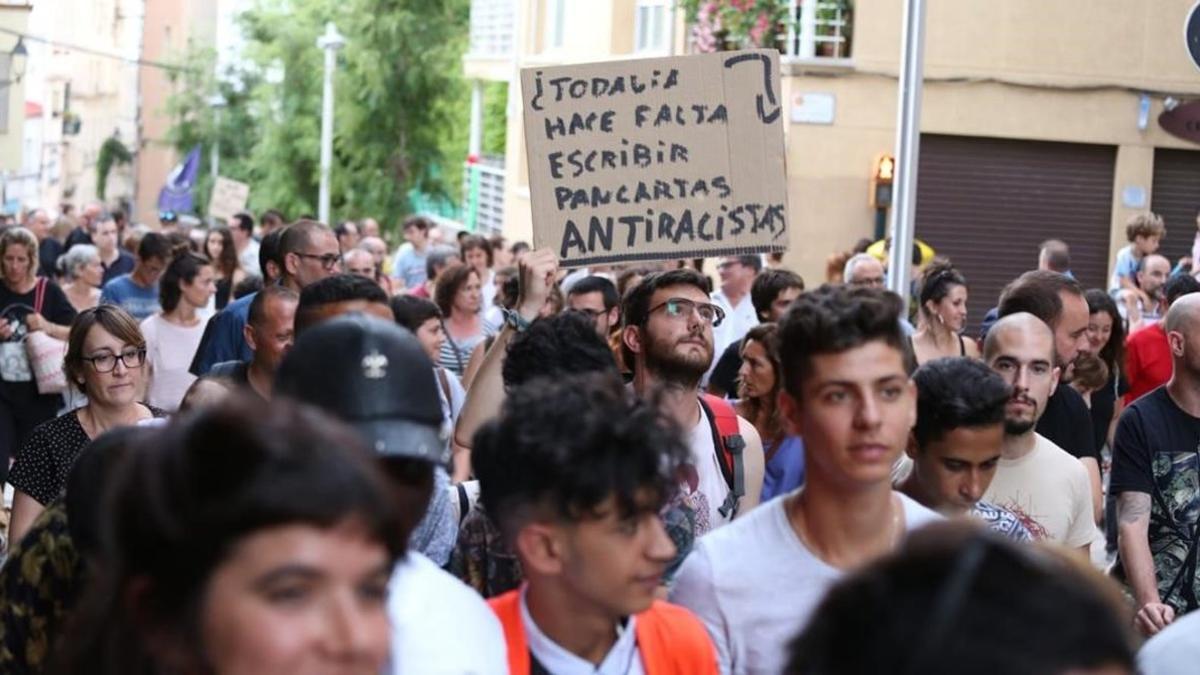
[698, 394, 746, 519]
[33, 278, 47, 315]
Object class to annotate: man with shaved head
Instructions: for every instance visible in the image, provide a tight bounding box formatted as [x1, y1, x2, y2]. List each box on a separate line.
[981, 313, 1097, 553]
[1112, 293, 1200, 637]
[1124, 253, 1171, 330]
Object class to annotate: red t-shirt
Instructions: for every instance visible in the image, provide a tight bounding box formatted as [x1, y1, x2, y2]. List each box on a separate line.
[1124, 323, 1172, 404]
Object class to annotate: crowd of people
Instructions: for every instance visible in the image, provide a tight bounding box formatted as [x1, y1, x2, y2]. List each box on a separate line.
[0, 201, 1198, 674]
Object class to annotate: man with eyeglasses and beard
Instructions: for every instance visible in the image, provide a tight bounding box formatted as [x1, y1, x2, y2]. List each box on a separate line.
[620, 269, 765, 546]
[190, 220, 341, 376]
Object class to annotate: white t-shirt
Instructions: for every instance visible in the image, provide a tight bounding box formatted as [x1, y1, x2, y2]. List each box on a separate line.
[982, 433, 1098, 549]
[238, 239, 261, 277]
[707, 289, 758, 381]
[1139, 608, 1200, 675]
[688, 402, 732, 529]
[669, 491, 940, 675]
[386, 552, 508, 675]
[140, 315, 206, 412]
[522, 586, 644, 675]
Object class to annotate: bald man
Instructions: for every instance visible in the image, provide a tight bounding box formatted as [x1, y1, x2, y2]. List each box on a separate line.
[1125, 253, 1171, 330]
[1113, 294, 1200, 637]
[981, 313, 1098, 553]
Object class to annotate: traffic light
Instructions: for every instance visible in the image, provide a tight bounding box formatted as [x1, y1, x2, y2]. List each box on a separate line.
[869, 153, 894, 208]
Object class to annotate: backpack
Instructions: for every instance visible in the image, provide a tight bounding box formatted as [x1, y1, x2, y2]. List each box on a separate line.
[698, 394, 746, 519]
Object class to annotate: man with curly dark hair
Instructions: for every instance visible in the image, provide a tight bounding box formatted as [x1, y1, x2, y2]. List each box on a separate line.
[475, 372, 719, 674]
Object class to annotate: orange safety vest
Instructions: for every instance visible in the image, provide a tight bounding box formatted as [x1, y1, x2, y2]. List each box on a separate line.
[489, 590, 719, 675]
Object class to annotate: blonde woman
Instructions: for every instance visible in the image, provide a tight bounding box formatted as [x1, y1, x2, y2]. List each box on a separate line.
[0, 227, 76, 485]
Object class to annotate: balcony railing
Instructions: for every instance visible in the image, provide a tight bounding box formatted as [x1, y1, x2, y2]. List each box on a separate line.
[467, 0, 515, 59]
[784, 0, 852, 60]
[462, 158, 505, 235]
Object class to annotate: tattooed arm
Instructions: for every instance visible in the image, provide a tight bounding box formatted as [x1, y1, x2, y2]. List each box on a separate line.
[1117, 491, 1175, 636]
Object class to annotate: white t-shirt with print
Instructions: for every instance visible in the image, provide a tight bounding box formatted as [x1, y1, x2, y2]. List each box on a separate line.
[982, 433, 1098, 548]
[687, 402, 732, 530]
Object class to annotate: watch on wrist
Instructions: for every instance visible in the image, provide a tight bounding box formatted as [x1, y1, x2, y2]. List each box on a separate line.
[503, 308, 533, 333]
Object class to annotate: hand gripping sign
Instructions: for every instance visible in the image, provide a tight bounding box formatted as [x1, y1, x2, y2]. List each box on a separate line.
[521, 49, 789, 267]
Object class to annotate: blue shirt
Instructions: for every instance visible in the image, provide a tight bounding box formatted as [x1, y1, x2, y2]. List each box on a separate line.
[189, 292, 254, 376]
[393, 246, 428, 289]
[99, 274, 159, 320]
[762, 435, 805, 502]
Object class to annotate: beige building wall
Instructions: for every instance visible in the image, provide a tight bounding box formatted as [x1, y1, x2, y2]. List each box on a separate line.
[472, 0, 1200, 281]
[783, 0, 1200, 283]
[134, 0, 216, 225]
[0, 4, 30, 175]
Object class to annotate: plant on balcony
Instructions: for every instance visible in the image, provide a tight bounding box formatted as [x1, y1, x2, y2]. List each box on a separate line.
[96, 136, 132, 200]
[680, 0, 792, 53]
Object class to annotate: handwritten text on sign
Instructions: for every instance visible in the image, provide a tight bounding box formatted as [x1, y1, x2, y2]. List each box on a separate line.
[521, 50, 789, 266]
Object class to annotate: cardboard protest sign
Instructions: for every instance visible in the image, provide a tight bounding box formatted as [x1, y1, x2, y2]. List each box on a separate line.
[207, 177, 250, 222]
[520, 49, 788, 267]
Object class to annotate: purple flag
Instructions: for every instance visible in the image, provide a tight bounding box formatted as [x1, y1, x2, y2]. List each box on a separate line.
[157, 145, 201, 213]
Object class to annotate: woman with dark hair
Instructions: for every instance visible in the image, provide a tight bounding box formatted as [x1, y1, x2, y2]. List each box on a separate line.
[434, 263, 487, 378]
[460, 235, 496, 312]
[204, 227, 246, 310]
[735, 323, 805, 501]
[1086, 288, 1130, 551]
[390, 294, 469, 478]
[8, 305, 165, 544]
[908, 259, 980, 369]
[1085, 288, 1128, 454]
[141, 248, 216, 411]
[55, 396, 404, 675]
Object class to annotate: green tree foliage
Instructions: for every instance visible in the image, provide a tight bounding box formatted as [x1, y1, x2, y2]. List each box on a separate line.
[163, 45, 261, 218]
[163, 0, 471, 235]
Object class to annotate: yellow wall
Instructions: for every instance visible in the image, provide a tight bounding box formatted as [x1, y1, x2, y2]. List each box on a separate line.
[478, 0, 1200, 281]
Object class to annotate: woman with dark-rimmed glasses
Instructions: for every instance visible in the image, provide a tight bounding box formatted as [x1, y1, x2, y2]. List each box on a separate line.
[7, 305, 165, 544]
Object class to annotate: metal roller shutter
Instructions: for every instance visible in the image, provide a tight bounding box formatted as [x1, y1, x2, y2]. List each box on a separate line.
[914, 134, 1116, 337]
[1150, 148, 1200, 268]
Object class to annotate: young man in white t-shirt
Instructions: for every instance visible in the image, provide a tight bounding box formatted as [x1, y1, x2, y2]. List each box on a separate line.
[670, 285, 940, 675]
[981, 312, 1097, 553]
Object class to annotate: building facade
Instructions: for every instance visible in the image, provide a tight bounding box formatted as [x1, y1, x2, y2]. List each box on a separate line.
[467, 0, 1200, 330]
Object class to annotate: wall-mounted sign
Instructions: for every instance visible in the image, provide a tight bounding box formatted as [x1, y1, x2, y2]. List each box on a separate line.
[790, 92, 835, 125]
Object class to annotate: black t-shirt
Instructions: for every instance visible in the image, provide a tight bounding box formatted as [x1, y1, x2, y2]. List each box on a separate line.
[1111, 386, 1200, 611]
[63, 228, 92, 252]
[100, 250, 135, 286]
[9, 406, 167, 505]
[0, 280, 77, 343]
[1036, 383, 1099, 462]
[37, 239, 62, 279]
[708, 342, 743, 397]
[1089, 371, 1130, 453]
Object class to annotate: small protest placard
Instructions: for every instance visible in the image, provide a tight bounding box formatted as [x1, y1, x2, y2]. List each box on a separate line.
[520, 49, 788, 267]
[207, 177, 250, 222]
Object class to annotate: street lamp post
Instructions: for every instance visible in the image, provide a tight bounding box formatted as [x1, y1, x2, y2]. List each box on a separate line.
[316, 22, 345, 226]
[886, 0, 927, 311]
[207, 95, 226, 227]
